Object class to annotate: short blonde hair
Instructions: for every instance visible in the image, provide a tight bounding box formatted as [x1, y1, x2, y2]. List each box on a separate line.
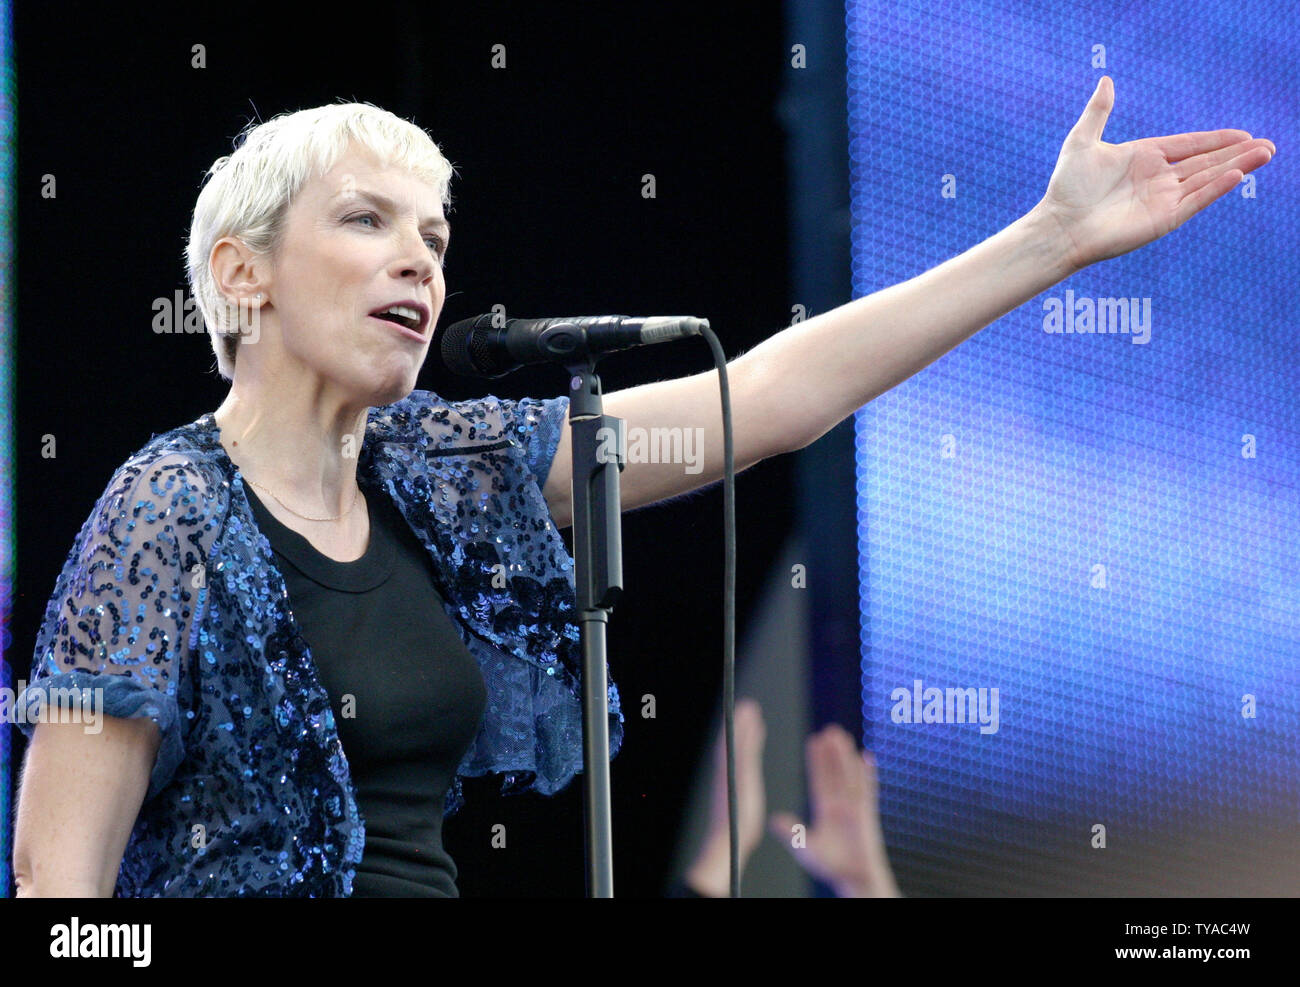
[185, 102, 456, 380]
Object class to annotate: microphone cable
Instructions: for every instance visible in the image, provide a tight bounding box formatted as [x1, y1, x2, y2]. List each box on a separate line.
[697, 323, 738, 898]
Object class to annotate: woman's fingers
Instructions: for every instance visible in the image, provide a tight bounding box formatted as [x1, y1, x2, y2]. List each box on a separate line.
[1172, 137, 1274, 181]
[1149, 128, 1256, 161]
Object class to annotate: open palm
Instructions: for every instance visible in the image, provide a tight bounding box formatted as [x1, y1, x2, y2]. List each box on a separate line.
[1039, 76, 1275, 273]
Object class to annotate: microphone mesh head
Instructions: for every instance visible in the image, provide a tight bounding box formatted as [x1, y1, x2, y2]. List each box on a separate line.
[440, 314, 502, 376]
[470, 328, 505, 375]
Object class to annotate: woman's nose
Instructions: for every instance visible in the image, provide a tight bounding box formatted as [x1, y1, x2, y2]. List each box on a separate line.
[394, 226, 438, 283]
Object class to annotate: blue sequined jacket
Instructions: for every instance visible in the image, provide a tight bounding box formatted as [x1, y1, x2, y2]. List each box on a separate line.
[16, 391, 623, 897]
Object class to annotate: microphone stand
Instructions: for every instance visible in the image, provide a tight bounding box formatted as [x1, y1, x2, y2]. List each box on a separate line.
[564, 356, 624, 898]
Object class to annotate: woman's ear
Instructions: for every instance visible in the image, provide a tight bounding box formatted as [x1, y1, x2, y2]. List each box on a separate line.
[210, 235, 269, 308]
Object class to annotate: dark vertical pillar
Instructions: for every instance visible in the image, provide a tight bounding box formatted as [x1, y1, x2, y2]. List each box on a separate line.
[782, 2, 859, 739]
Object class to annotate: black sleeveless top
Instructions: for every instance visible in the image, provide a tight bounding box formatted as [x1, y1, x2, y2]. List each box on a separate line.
[244, 480, 488, 897]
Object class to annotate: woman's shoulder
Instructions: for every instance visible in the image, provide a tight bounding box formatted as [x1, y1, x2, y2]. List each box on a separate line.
[96, 413, 232, 517]
[370, 390, 568, 488]
[368, 388, 521, 448]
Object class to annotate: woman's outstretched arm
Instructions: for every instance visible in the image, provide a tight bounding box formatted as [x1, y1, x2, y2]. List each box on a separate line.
[541, 77, 1275, 528]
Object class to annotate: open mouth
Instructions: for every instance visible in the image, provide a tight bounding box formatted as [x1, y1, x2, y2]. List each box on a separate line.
[368, 302, 429, 340]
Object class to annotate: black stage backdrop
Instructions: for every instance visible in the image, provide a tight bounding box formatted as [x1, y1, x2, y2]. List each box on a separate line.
[9, 2, 794, 897]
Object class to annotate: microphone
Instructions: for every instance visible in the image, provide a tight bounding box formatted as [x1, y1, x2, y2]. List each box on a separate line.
[440, 314, 709, 378]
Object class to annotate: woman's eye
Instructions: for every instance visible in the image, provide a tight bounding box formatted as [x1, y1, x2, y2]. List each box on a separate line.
[350, 213, 444, 259]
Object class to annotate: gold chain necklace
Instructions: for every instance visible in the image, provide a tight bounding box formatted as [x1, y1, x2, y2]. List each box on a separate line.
[245, 477, 361, 523]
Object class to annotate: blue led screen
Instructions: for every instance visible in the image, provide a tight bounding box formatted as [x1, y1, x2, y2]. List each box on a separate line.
[849, 1, 1299, 894]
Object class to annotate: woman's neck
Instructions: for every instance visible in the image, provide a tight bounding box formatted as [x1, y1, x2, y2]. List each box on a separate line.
[213, 380, 369, 520]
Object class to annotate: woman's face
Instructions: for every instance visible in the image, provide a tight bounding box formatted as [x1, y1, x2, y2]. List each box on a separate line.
[259, 142, 449, 408]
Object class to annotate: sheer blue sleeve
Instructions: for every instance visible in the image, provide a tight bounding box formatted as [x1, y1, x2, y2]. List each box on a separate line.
[502, 395, 569, 490]
[16, 453, 210, 801]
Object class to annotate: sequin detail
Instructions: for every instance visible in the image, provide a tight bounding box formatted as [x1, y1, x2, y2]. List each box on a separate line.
[16, 392, 624, 897]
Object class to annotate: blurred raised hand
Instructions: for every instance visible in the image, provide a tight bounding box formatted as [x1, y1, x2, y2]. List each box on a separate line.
[684, 698, 767, 898]
[684, 698, 900, 898]
[769, 724, 900, 898]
